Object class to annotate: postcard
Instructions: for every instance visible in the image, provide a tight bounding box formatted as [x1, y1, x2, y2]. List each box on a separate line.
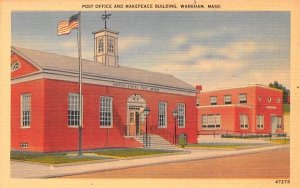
[0, 0, 299, 187]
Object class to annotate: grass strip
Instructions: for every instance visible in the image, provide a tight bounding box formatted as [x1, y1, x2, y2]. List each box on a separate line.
[11, 151, 105, 164]
[187, 143, 263, 149]
[269, 139, 290, 145]
[91, 148, 177, 157]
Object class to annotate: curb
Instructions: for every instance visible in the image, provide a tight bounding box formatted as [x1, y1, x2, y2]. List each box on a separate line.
[11, 158, 118, 167]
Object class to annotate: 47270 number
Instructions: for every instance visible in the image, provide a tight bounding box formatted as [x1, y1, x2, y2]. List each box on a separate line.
[275, 180, 290, 184]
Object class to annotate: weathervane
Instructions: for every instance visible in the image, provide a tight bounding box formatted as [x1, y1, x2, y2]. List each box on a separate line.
[101, 11, 112, 29]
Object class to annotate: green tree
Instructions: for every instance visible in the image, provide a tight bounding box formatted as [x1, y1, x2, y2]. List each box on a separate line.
[269, 81, 290, 104]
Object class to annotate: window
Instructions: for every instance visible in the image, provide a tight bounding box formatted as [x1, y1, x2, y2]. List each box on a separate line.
[98, 38, 104, 52]
[258, 96, 262, 101]
[177, 103, 185, 128]
[100, 96, 113, 127]
[240, 114, 249, 129]
[129, 112, 134, 124]
[257, 115, 264, 129]
[20, 142, 29, 148]
[210, 96, 217, 105]
[158, 102, 167, 128]
[276, 98, 281, 103]
[239, 94, 247, 104]
[224, 95, 231, 105]
[21, 94, 31, 127]
[68, 93, 80, 127]
[11, 61, 21, 72]
[202, 114, 221, 129]
[108, 39, 114, 53]
[277, 116, 282, 128]
[267, 97, 272, 103]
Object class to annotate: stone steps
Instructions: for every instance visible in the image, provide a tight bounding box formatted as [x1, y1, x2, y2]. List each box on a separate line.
[134, 134, 179, 150]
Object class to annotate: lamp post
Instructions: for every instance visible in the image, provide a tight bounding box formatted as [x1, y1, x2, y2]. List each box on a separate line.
[143, 106, 150, 147]
[172, 109, 178, 145]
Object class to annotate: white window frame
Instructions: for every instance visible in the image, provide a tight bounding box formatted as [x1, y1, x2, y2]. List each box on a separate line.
[100, 96, 113, 128]
[20, 142, 29, 148]
[108, 38, 114, 53]
[240, 114, 249, 129]
[177, 103, 185, 128]
[158, 102, 167, 128]
[98, 38, 104, 52]
[239, 94, 247, 104]
[68, 93, 82, 127]
[210, 96, 217, 105]
[224, 95, 232, 105]
[202, 114, 221, 129]
[21, 93, 31, 128]
[277, 116, 282, 128]
[257, 115, 264, 129]
[11, 61, 21, 72]
[267, 97, 272, 103]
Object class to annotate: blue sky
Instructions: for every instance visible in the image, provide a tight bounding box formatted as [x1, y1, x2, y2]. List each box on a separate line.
[12, 11, 290, 90]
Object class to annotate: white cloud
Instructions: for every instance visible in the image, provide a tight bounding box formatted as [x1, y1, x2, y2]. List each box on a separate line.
[149, 58, 244, 74]
[169, 34, 188, 47]
[119, 36, 151, 52]
[217, 41, 279, 60]
[152, 45, 208, 64]
[194, 59, 244, 72]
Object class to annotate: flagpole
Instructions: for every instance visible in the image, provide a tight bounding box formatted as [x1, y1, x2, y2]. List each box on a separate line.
[77, 11, 83, 156]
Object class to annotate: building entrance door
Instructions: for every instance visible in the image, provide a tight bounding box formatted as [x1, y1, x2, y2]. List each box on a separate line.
[135, 112, 140, 135]
[127, 94, 146, 136]
[128, 110, 141, 136]
[271, 116, 277, 134]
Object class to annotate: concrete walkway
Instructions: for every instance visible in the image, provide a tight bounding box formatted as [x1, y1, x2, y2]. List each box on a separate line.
[11, 144, 289, 179]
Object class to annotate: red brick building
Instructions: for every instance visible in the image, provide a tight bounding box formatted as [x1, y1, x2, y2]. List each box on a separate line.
[11, 29, 198, 152]
[197, 85, 284, 136]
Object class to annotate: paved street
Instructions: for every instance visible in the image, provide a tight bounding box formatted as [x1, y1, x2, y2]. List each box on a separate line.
[11, 145, 289, 178]
[64, 147, 289, 178]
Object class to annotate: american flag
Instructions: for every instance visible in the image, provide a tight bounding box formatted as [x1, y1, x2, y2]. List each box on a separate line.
[57, 13, 79, 36]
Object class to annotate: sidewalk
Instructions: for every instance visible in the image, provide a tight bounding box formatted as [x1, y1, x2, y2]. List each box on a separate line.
[11, 144, 289, 178]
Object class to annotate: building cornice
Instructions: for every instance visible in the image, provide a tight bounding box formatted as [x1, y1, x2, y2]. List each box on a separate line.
[197, 104, 253, 109]
[11, 69, 196, 96]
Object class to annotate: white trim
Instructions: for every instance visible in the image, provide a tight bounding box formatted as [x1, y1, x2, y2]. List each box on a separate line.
[11, 48, 43, 71]
[177, 103, 186, 128]
[197, 104, 252, 108]
[201, 114, 221, 130]
[67, 93, 83, 128]
[224, 95, 232, 105]
[158, 102, 167, 128]
[240, 114, 249, 129]
[256, 115, 264, 129]
[200, 84, 283, 93]
[210, 96, 217, 105]
[20, 93, 31, 128]
[12, 71, 196, 96]
[100, 96, 113, 128]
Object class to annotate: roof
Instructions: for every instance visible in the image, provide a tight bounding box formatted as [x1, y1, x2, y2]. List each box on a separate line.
[200, 84, 282, 94]
[11, 46, 195, 92]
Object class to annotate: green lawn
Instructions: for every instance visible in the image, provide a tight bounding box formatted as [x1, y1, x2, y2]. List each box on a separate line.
[11, 151, 106, 164]
[90, 148, 177, 158]
[269, 138, 290, 145]
[187, 143, 264, 149]
[11, 148, 178, 164]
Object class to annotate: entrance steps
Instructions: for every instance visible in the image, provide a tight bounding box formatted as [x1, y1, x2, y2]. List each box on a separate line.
[134, 134, 179, 150]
